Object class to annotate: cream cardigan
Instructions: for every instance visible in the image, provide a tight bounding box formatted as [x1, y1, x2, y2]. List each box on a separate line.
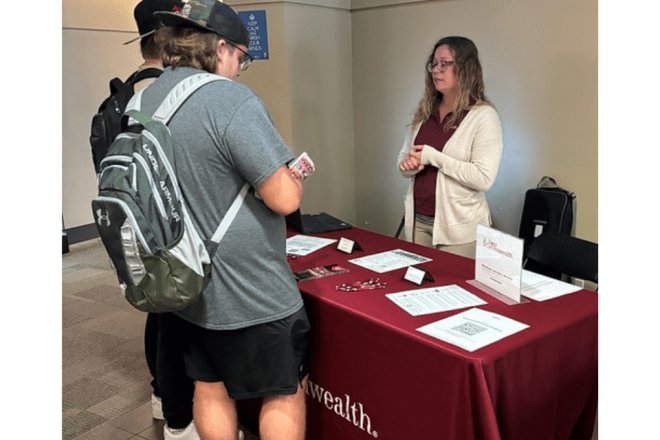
[397, 104, 503, 245]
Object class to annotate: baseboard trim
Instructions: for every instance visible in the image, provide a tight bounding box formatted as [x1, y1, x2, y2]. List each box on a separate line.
[64, 223, 99, 245]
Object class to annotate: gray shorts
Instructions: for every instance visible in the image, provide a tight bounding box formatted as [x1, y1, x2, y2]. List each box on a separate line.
[175, 306, 311, 400]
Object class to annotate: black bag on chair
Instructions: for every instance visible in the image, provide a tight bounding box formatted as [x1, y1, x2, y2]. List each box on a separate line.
[519, 176, 576, 278]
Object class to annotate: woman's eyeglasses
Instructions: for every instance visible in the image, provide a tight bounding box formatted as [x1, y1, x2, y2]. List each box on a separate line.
[426, 60, 454, 73]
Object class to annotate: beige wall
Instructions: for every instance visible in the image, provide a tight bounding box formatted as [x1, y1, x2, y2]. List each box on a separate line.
[283, 2, 356, 219]
[62, 0, 597, 244]
[352, 0, 598, 242]
[63, 0, 147, 229]
[62, 0, 356, 229]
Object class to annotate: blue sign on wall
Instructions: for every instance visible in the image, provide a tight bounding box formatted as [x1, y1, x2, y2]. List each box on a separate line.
[238, 10, 269, 60]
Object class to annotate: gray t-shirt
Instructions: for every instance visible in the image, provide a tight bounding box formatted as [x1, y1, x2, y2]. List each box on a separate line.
[140, 66, 301, 330]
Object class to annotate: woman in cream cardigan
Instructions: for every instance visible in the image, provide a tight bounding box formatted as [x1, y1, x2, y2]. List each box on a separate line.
[398, 36, 503, 258]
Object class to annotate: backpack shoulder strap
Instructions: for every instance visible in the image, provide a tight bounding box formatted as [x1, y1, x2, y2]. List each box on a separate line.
[126, 72, 245, 246]
[153, 73, 229, 124]
[209, 183, 250, 244]
[125, 72, 226, 122]
[156, 73, 244, 247]
[126, 88, 146, 114]
[131, 67, 162, 84]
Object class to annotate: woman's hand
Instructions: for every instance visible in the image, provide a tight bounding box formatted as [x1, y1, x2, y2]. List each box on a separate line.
[398, 145, 425, 172]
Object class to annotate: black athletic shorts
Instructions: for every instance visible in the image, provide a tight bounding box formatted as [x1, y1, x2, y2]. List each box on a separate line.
[172, 306, 311, 400]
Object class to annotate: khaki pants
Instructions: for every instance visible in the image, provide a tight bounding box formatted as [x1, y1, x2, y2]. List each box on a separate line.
[413, 220, 476, 259]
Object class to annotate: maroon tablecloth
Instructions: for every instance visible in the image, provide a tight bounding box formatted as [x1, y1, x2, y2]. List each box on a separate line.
[287, 226, 598, 440]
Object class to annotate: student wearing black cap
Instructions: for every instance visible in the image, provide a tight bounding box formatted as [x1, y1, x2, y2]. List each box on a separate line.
[141, 1, 310, 439]
[126, 0, 182, 88]
[126, 2, 201, 440]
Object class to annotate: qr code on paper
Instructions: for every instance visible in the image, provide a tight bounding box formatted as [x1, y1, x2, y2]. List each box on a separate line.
[452, 322, 488, 337]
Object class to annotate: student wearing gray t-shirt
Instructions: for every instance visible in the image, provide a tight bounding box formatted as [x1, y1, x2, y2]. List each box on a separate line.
[142, 2, 311, 440]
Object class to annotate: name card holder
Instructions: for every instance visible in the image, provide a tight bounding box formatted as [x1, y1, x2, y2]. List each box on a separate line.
[404, 265, 434, 285]
[337, 237, 363, 254]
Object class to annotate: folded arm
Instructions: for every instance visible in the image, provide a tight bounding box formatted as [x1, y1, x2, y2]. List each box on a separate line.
[419, 108, 503, 191]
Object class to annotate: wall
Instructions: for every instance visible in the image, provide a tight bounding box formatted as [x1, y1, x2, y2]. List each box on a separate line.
[233, 0, 355, 219]
[62, 0, 356, 234]
[62, 0, 597, 244]
[283, 2, 356, 219]
[62, 0, 144, 231]
[352, 0, 598, 242]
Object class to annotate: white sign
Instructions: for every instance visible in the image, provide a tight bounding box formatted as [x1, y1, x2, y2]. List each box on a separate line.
[337, 237, 356, 253]
[403, 266, 427, 285]
[474, 225, 524, 303]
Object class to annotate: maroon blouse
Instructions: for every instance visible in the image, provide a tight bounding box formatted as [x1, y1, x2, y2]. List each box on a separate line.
[413, 107, 469, 217]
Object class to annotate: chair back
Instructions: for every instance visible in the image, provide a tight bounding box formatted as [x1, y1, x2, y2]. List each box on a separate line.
[524, 231, 598, 285]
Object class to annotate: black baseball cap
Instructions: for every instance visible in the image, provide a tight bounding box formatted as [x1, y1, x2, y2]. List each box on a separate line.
[124, 0, 184, 45]
[155, 0, 249, 47]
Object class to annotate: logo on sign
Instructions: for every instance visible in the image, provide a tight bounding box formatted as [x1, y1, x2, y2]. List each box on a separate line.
[481, 237, 514, 259]
[306, 379, 378, 437]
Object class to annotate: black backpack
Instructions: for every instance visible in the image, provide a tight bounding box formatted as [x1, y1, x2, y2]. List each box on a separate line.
[90, 68, 162, 173]
[519, 176, 576, 278]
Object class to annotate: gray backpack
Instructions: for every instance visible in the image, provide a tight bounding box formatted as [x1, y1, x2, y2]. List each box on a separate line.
[91, 73, 248, 312]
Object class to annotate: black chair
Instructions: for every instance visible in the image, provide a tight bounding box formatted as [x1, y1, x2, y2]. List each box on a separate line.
[523, 231, 598, 287]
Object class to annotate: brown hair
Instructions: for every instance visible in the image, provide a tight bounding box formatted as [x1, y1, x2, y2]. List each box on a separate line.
[411, 36, 492, 130]
[154, 27, 222, 73]
[140, 35, 160, 60]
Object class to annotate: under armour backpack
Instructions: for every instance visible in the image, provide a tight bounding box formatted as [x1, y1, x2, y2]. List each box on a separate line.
[90, 68, 162, 174]
[91, 73, 249, 313]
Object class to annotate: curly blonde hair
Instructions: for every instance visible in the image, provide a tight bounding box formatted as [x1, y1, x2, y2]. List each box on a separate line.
[411, 36, 492, 130]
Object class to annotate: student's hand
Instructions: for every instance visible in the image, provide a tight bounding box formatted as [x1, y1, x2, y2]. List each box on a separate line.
[289, 167, 304, 182]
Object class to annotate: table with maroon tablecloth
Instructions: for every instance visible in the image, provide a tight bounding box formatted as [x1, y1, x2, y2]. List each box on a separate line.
[286, 226, 597, 440]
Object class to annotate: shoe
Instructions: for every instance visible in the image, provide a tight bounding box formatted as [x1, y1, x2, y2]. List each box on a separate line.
[151, 393, 164, 420]
[164, 421, 201, 440]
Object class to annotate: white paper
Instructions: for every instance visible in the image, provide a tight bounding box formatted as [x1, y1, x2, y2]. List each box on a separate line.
[348, 249, 432, 273]
[386, 285, 487, 316]
[521, 269, 582, 301]
[474, 225, 524, 303]
[417, 308, 529, 352]
[286, 235, 337, 256]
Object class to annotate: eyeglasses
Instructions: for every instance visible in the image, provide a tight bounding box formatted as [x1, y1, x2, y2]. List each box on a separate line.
[228, 42, 253, 72]
[426, 60, 454, 73]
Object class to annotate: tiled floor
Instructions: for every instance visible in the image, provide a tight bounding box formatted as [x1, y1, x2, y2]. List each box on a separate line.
[62, 238, 259, 440]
